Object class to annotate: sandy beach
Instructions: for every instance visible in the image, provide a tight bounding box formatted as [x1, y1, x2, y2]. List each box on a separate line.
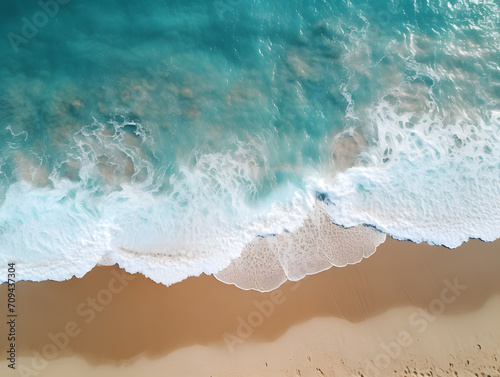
[1, 236, 499, 376]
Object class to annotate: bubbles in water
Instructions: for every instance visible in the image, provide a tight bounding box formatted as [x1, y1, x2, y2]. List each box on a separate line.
[216, 201, 386, 292]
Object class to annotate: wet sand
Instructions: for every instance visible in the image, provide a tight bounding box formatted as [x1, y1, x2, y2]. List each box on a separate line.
[1, 237, 499, 376]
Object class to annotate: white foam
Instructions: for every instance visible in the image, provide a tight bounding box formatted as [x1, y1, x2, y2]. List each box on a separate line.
[0, 179, 315, 285]
[314, 106, 500, 248]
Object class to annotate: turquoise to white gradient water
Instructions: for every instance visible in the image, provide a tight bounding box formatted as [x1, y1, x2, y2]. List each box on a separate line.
[0, 0, 499, 288]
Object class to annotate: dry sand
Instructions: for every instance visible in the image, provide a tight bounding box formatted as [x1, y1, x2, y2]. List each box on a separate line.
[1, 237, 499, 376]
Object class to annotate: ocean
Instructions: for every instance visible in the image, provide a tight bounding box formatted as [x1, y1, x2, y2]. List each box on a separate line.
[0, 0, 499, 291]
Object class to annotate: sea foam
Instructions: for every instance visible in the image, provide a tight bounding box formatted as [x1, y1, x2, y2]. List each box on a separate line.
[315, 108, 500, 248]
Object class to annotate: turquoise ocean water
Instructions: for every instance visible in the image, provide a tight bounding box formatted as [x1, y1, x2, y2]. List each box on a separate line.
[0, 0, 499, 289]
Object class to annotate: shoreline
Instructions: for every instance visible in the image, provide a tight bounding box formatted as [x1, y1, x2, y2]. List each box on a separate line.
[1, 236, 499, 376]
